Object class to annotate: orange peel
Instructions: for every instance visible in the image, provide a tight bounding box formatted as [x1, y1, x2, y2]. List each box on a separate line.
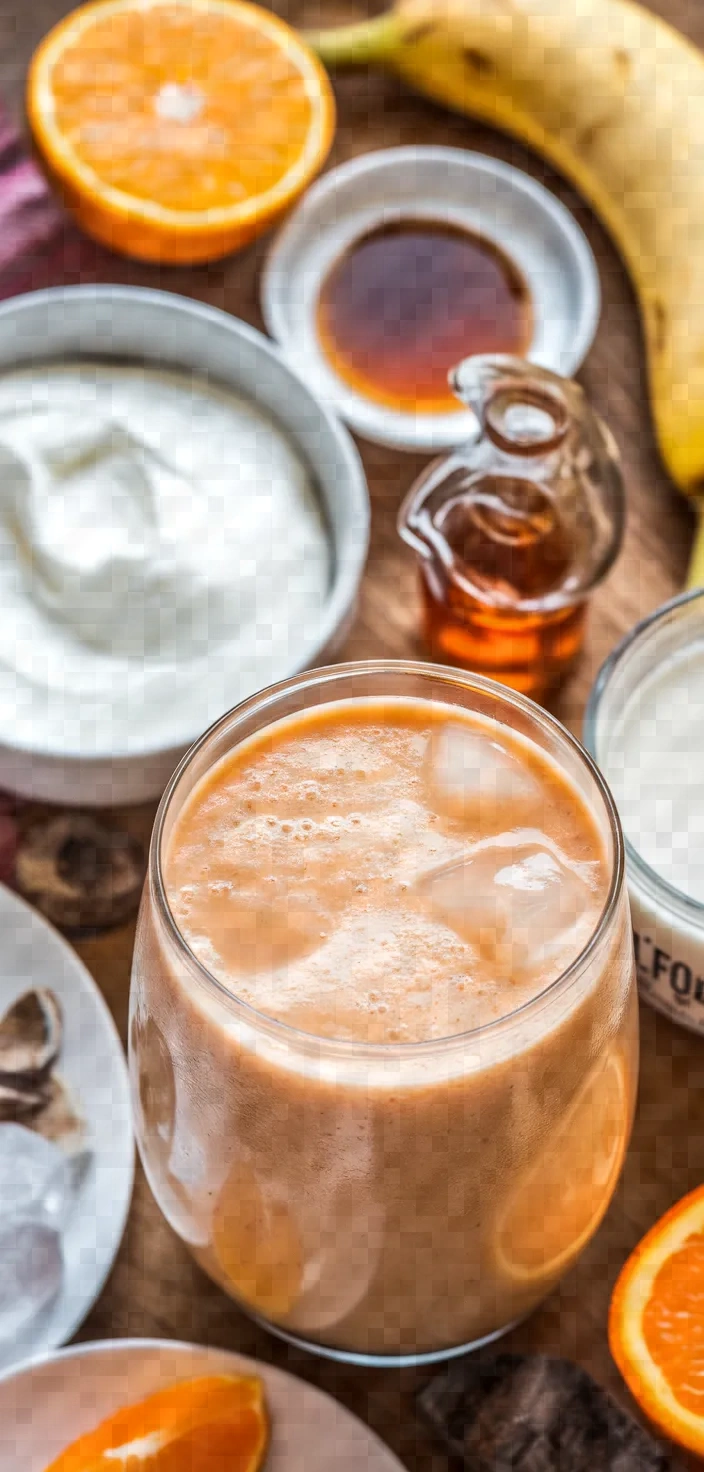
[610, 1184, 704, 1456]
[28, 0, 335, 263]
[44, 1373, 268, 1471]
[497, 1052, 630, 1284]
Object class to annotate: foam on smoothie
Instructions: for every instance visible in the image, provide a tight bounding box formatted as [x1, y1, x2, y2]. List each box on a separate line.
[165, 697, 608, 1044]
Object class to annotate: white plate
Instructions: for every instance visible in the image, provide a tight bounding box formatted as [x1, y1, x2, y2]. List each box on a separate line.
[0, 1338, 407, 1471]
[262, 146, 601, 452]
[0, 884, 134, 1372]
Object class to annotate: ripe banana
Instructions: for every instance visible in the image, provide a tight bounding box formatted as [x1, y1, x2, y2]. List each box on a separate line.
[310, 0, 704, 586]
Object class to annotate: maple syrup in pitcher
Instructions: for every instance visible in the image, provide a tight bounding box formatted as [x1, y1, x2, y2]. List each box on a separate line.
[399, 357, 626, 698]
[316, 219, 532, 413]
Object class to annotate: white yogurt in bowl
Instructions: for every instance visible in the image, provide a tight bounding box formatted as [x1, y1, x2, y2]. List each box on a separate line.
[585, 590, 704, 1035]
[0, 364, 329, 749]
[0, 287, 369, 805]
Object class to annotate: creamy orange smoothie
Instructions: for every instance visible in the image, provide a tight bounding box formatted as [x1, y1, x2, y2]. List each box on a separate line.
[130, 679, 638, 1361]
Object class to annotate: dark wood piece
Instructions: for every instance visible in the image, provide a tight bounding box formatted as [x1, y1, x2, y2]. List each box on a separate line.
[15, 816, 146, 931]
[419, 1354, 685, 1471]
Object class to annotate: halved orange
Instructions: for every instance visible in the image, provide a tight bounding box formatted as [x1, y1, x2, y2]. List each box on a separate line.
[27, 0, 335, 263]
[44, 1374, 268, 1471]
[496, 1051, 632, 1284]
[609, 1185, 704, 1456]
[211, 1154, 304, 1319]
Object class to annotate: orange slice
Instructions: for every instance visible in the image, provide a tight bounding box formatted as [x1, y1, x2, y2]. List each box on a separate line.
[496, 1052, 631, 1284]
[27, 0, 335, 263]
[610, 1185, 704, 1456]
[44, 1374, 268, 1471]
[211, 1154, 304, 1319]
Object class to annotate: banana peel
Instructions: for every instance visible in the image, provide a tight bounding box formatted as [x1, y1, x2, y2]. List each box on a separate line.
[309, 0, 704, 588]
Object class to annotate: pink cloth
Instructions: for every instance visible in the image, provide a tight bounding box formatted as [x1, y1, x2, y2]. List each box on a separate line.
[0, 109, 120, 296]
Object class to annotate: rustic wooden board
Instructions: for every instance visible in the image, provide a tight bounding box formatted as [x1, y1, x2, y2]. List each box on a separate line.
[1, 1, 702, 1466]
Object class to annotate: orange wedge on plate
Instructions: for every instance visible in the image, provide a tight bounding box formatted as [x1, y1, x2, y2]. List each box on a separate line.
[44, 1374, 268, 1471]
[609, 1184, 704, 1456]
[27, 0, 335, 263]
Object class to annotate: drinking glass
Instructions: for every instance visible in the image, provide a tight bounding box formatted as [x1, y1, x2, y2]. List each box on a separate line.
[129, 661, 638, 1366]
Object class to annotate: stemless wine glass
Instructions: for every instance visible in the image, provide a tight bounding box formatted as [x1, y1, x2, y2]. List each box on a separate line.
[129, 661, 638, 1367]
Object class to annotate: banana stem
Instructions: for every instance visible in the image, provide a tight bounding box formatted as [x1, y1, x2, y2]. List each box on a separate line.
[686, 503, 704, 589]
[305, 13, 403, 68]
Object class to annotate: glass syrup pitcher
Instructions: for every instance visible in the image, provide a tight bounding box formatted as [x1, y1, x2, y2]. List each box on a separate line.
[398, 356, 625, 699]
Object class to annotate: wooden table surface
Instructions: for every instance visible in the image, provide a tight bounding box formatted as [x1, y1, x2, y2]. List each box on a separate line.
[1, 0, 702, 1464]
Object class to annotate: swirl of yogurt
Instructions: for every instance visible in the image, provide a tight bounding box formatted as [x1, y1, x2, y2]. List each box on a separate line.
[0, 363, 330, 755]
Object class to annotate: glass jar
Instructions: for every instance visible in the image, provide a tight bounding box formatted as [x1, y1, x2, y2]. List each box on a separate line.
[130, 661, 638, 1366]
[585, 589, 704, 1036]
[398, 356, 625, 698]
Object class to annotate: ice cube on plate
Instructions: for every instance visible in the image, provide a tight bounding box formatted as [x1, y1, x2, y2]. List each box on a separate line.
[418, 836, 596, 980]
[0, 1218, 62, 1341]
[0, 1124, 65, 1220]
[0, 1122, 90, 1230]
[41, 1149, 93, 1230]
[425, 725, 542, 827]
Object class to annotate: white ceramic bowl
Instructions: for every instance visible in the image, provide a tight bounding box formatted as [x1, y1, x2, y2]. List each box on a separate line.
[0, 286, 370, 806]
[262, 146, 601, 452]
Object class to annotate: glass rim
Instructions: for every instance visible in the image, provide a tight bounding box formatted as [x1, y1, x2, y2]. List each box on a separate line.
[150, 658, 625, 1058]
[585, 587, 704, 929]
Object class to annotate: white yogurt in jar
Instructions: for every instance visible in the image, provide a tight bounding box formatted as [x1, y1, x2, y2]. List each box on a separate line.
[0, 362, 330, 762]
[585, 590, 704, 1035]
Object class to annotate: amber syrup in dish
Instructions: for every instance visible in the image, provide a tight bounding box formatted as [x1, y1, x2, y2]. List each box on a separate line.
[316, 219, 532, 414]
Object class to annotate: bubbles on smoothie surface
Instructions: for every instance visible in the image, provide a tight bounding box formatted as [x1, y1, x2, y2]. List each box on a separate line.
[165, 701, 607, 1041]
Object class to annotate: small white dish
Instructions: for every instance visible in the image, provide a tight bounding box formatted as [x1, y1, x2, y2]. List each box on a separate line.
[0, 1337, 407, 1471]
[262, 146, 601, 452]
[0, 884, 133, 1373]
[0, 286, 370, 807]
